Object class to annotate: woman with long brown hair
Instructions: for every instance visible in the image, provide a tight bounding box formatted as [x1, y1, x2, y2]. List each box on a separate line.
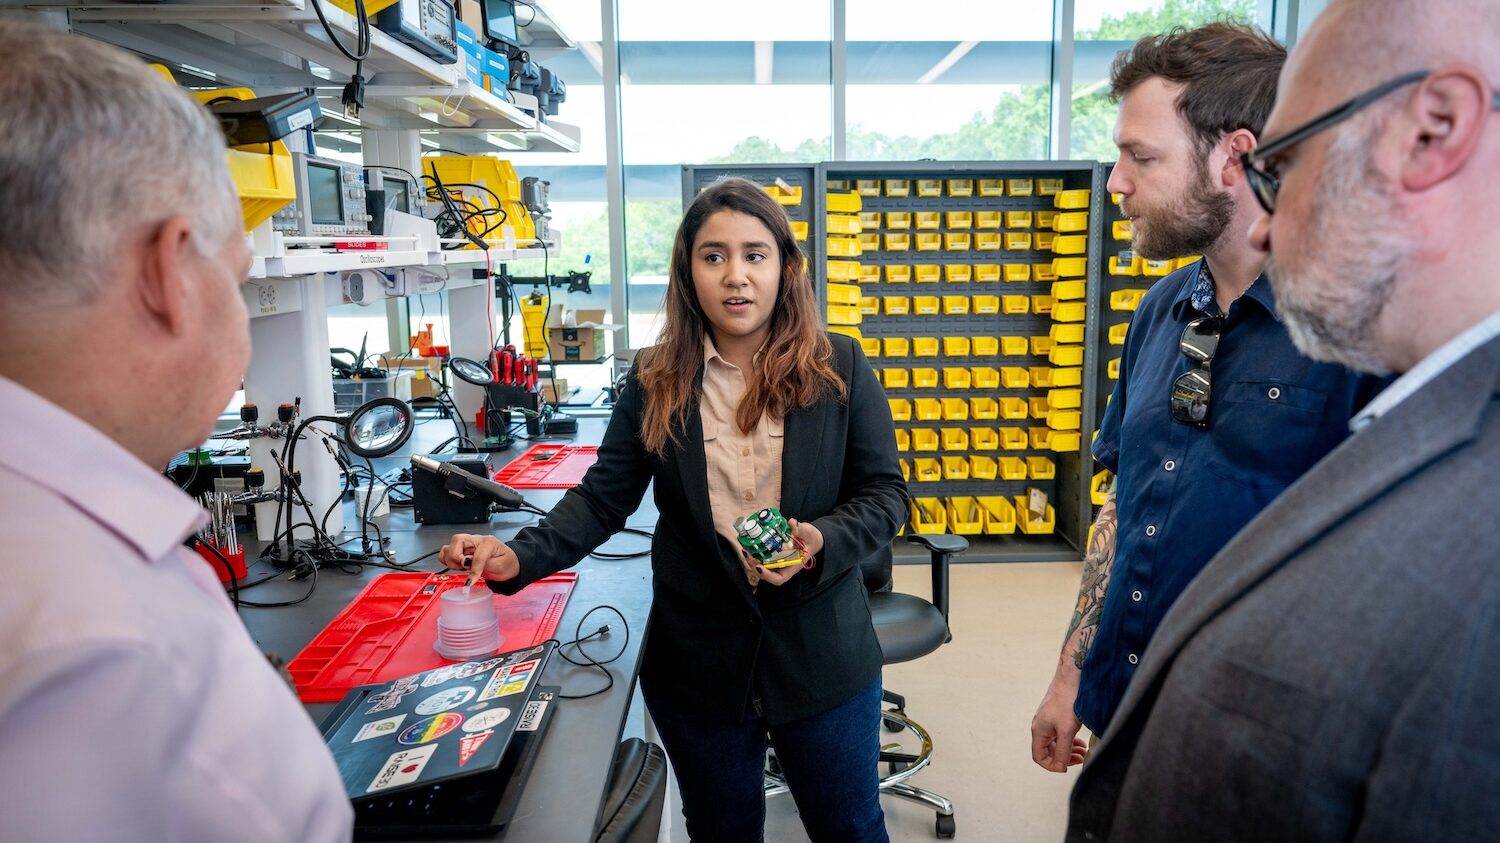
[441, 176, 906, 842]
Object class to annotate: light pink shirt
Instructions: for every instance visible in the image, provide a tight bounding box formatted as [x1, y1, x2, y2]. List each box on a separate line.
[0, 376, 352, 842]
[700, 336, 785, 585]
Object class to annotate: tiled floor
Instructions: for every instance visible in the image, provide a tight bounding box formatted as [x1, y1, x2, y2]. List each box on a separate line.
[639, 560, 1089, 843]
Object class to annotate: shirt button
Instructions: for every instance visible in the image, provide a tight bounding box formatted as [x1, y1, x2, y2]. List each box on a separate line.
[1145, 525, 1156, 537]
[743, 491, 753, 502]
[1128, 653, 1139, 665]
[1164, 460, 1176, 472]
[1132, 590, 1143, 602]
[741, 447, 750, 457]
[1268, 386, 1282, 400]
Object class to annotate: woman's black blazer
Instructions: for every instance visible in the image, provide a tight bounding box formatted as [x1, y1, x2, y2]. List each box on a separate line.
[489, 332, 908, 724]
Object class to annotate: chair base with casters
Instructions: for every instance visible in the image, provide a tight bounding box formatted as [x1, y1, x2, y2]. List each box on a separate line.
[765, 533, 966, 840]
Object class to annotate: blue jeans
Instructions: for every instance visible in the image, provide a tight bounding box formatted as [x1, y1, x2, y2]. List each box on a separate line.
[642, 676, 889, 843]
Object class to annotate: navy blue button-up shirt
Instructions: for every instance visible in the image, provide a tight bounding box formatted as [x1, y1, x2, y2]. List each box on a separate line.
[1076, 259, 1386, 733]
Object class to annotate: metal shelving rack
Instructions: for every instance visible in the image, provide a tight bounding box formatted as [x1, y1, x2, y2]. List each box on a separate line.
[680, 164, 823, 282]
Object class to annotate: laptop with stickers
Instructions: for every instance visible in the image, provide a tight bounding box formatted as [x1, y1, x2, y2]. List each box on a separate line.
[319, 641, 558, 837]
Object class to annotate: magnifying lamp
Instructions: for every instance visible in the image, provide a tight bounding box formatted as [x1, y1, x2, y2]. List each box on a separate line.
[448, 356, 495, 387]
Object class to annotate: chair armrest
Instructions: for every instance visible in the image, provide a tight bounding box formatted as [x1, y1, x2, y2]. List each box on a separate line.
[906, 533, 969, 556]
[905, 533, 965, 635]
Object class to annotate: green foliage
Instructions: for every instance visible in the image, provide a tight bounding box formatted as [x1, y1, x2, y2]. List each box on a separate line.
[1079, 0, 1256, 39]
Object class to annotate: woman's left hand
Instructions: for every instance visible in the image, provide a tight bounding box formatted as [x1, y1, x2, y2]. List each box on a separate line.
[755, 518, 823, 586]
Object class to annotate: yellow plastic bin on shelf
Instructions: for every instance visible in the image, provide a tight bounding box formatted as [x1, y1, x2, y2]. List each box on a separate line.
[1030, 337, 1053, 358]
[886, 211, 912, 230]
[1053, 301, 1088, 322]
[859, 211, 882, 229]
[913, 428, 940, 452]
[1142, 259, 1175, 276]
[973, 295, 999, 314]
[1030, 366, 1055, 388]
[1110, 289, 1148, 311]
[1108, 322, 1130, 345]
[1048, 389, 1082, 410]
[1000, 367, 1030, 388]
[947, 179, 974, 197]
[941, 427, 969, 449]
[972, 427, 1000, 450]
[858, 296, 880, 315]
[944, 233, 972, 251]
[1050, 324, 1086, 345]
[1050, 431, 1083, 452]
[888, 398, 912, 421]
[1108, 357, 1121, 379]
[1033, 262, 1058, 282]
[827, 179, 849, 191]
[827, 305, 862, 325]
[970, 456, 998, 481]
[885, 179, 911, 197]
[998, 457, 1028, 480]
[423, 156, 535, 244]
[1029, 396, 1052, 419]
[828, 260, 861, 281]
[947, 497, 985, 535]
[828, 236, 862, 258]
[974, 336, 1002, 356]
[913, 295, 939, 315]
[971, 366, 1000, 389]
[1112, 219, 1133, 240]
[827, 214, 862, 235]
[914, 398, 942, 421]
[1052, 367, 1083, 387]
[1034, 209, 1058, 228]
[941, 398, 970, 422]
[827, 191, 862, 213]
[914, 264, 941, 283]
[1029, 427, 1053, 449]
[1054, 189, 1091, 210]
[1003, 211, 1032, 229]
[1052, 281, 1086, 302]
[975, 232, 1002, 251]
[913, 460, 942, 483]
[1000, 336, 1028, 356]
[223, 142, 296, 232]
[914, 211, 941, 230]
[914, 337, 940, 357]
[946, 211, 973, 229]
[1109, 253, 1143, 276]
[827, 282, 862, 306]
[942, 367, 971, 389]
[1005, 233, 1033, 250]
[886, 264, 913, 284]
[1053, 257, 1088, 278]
[915, 233, 942, 252]
[1037, 178, 1064, 196]
[974, 265, 1002, 283]
[884, 337, 910, 357]
[997, 264, 1027, 283]
[884, 233, 911, 251]
[998, 396, 1028, 420]
[829, 325, 862, 341]
[1002, 295, 1030, 315]
[790, 221, 809, 240]
[1036, 232, 1057, 251]
[942, 456, 970, 480]
[940, 336, 969, 357]
[1015, 496, 1057, 534]
[854, 179, 881, 197]
[979, 496, 1017, 535]
[1007, 179, 1034, 196]
[859, 264, 882, 284]
[885, 296, 911, 315]
[971, 397, 1000, 420]
[1032, 295, 1054, 315]
[912, 367, 938, 388]
[895, 429, 910, 451]
[857, 232, 881, 252]
[1052, 211, 1089, 232]
[942, 295, 970, 315]
[1053, 234, 1088, 254]
[976, 210, 1002, 229]
[861, 337, 881, 358]
[1001, 427, 1029, 450]
[1091, 470, 1113, 505]
[1048, 410, 1082, 431]
[911, 498, 946, 533]
[900, 459, 910, 481]
[916, 179, 943, 197]
[970, 178, 1002, 197]
[944, 265, 973, 284]
[1049, 345, 1085, 366]
[884, 368, 909, 389]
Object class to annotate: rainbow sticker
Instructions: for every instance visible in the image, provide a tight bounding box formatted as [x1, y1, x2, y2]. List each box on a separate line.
[397, 712, 464, 746]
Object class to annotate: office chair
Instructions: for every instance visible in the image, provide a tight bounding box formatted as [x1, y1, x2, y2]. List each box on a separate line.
[595, 738, 669, 843]
[764, 533, 965, 839]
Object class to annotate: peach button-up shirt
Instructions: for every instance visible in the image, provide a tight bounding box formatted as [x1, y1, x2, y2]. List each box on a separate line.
[700, 335, 785, 586]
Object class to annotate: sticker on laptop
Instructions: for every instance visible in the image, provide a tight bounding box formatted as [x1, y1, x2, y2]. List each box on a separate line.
[462, 708, 511, 733]
[396, 712, 464, 746]
[517, 699, 548, 732]
[352, 714, 407, 743]
[421, 656, 508, 688]
[457, 730, 493, 767]
[367, 744, 437, 793]
[414, 686, 476, 715]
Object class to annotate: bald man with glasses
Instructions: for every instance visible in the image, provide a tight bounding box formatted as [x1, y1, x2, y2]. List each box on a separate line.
[1068, 0, 1500, 840]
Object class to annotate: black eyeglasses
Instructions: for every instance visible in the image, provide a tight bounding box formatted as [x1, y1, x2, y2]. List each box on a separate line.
[1170, 316, 1223, 430]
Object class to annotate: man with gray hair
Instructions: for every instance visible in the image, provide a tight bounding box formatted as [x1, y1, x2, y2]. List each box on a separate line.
[1067, 0, 1500, 839]
[0, 21, 351, 841]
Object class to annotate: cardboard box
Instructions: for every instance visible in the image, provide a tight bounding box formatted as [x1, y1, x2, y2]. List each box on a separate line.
[380, 354, 444, 400]
[457, 0, 483, 29]
[547, 306, 623, 362]
[541, 378, 571, 404]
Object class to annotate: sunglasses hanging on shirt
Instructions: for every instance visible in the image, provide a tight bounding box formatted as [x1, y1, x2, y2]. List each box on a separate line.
[1170, 316, 1223, 430]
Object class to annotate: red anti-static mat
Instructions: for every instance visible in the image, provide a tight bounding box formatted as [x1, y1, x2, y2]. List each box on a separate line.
[288, 571, 576, 702]
[493, 444, 599, 489]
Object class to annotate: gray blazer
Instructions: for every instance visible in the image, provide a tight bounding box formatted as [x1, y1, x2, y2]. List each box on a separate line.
[1067, 334, 1500, 842]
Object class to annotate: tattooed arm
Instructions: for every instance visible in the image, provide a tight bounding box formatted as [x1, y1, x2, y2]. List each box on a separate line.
[1030, 491, 1118, 772]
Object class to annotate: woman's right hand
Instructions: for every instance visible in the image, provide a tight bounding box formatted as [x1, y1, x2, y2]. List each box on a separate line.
[438, 534, 521, 586]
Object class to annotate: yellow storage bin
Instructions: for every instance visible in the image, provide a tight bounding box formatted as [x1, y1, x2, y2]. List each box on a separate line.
[998, 457, 1028, 481]
[1000, 295, 1029, 315]
[826, 179, 850, 191]
[883, 368, 909, 389]
[1031, 335, 1053, 356]
[947, 497, 985, 535]
[828, 325, 862, 340]
[913, 295, 940, 315]
[916, 179, 943, 197]
[975, 232, 1002, 251]
[1000, 367, 1030, 389]
[1048, 388, 1082, 410]
[1029, 427, 1053, 449]
[886, 264, 913, 284]
[1051, 324, 1086, 345]
[790, 220, 809, 240]
[979, 496, 1018, 535]
[220, 138, 297, 232]
[1049, 345, 1085, 366]
[899, 458, 910, 481]
[940, 336, 970, 357]
[941, 427, 969, 449]
[914, 264, 942, 283]
[1053, 280, 1087, 301]
[1109, 253, 1143, 276]
[895, 429, 910, 451]
[971, 427, 1000, 450]
[889, 398, 913, 421]
[915, 211, 941, 231]
[973, 295, 1000, 314]
[827, 214, 862, 235]
[827, 305, 862, 325]
[974, 336, 1002, 356]
[1037, 178, 1064, 196]
[857, 232, 881, 252]
[827, 191, 863, 213]
[914, 398, 942, 421]
[1110, 289, 1148, 311]
[1108, 357, 1121, 379]
[912, 367, 938, 388]
[1053, 257, 1087, 278]
[1030, 366, 1055, 388]
[1048, 410, 1082, 431]
[913, 428, 939, 452]
[1033, 262, 1058, 282]
[1000, 428, 1028, 450]
[969, 457, 998, 481]
[1016, 496, 1056, 535]
[1112, 219, 1133, 240]
[1053, 301, 1088, 323]
[884, 337, 910, 357]
[1052, 367, 1083, 387]
[944, 233, 972, 251]
[1000, 336, 1028, 356]
[1029, 396, 1052, 419]
[1092, 470, 1113, 505]
[1034, 209, 1057, 229]
[1142, 259, 1175, 276]
[861, 337, 881, 358]
[1053, 234, 1088, 255]
[976, 210, 1002, 229]
[978, 179, 1005, 197]
[998, 396, 1028, 420]
[885, 179, 910, 197]
[828, 236, 862, 258]
[942, 368, 971, 390]
[946, 211, 973, 229]
[828, 259, 861, 281]
[1054, 188, 1091, 210]
[941, 399, 970, 422]
[1032, 295, 1054, 315]
[854, 179, 881, 197]
[1007, 178, 1034, 197]
[942, 295, 970, 316]
[913, 460, 942, 483]
[971, 366, 1000, 389]
[1005, 233, 1033, 250]
[914, 337, 940, 357]
[994, 264, 1025, 283]
[915, 233, 942, 252]
[858, 296, 880, 315]
[1050, 431, 1083, 452]
[827, 282, 862, 305]
[944, 264, 973, 284]
[971, 397, 1000, 420]
[1004, 211, 1033, 229]
[972, 265, 1000, 283]
[885, 233, 911, 251]
[1052, 211, 1089, 232]
[859, 211, 882, 229]
[947, 179, 974, 197]
[942, 456, 970, 480]
[859, 264, 882, 284]
[1109, 323, 1129, 345]
[886, 211, 912, 230]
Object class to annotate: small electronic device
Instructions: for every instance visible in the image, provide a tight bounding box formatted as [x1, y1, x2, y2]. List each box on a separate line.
[536, 67, 565, 117]
[735, 508, 807, 570]
[374, 0, 459, 64]
[478, 0, 521, 49]
[207, 91, 320, 146]
[272, 152, 372, 238]
[412, 453, 496, 524]
[364, 167, 427, 235]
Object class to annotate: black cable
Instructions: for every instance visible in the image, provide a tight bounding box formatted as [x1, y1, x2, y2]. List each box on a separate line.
[198, 539, 241, 608]
[306, 0, 371, 114]
[550, 605, 629, 700]
[588, 527, 654, 560]
[515, 0, 537, 27]
[237, 549, 321, 608]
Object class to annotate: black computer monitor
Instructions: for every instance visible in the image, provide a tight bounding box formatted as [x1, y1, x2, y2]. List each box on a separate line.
[479, 0, 520, 48]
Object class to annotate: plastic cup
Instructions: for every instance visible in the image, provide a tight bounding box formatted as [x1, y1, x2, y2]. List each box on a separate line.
[435, 586, 502, 660]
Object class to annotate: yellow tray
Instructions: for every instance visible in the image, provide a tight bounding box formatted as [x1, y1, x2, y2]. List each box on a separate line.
[827, 213, 862, 235]
[916, 179, 943, 197]
[1112, 219, 1133, 240]
[828, 236, 862, 258]
[828, 260, 861, 281]
[1091, 470, 1113, 505]
[941, 336, 970, 357]
[1110, 289, 1148, 311]
[861, 337, 881, 358]
[971, 366, 1000, 389]
[886, 264, 913, 284]
[1053, 301, 1088, 323]
[1029, 396, 1052, 419]
[886, 211, 912, 230]
[914, 460, 942, 482]
[942, 456, 970, 481]
[1053, 188, 1090, 209]
[827, 191, 862, 213]
[1000, 428, 1029, 451]
[942, 295, 969, 316]
[883, 337, 910, 357]
[998, 457, 1028, 481]
[1050, 324, 1085, 344]
[914, 337, 940, 357]
[1002, 295, 1030, 315]
[973, 294, 1000, 314]
[969, 457, 998, 482]
[884, 233, 911, 251]
[947, 179, 974, 197]
[1000, 336, 1028, 356]
[1032, 295, 1054, 315]
[1142, 259, 1174, 276]
[1048, 388, 1082, 410]
[1033, 262, 1058, 282]
[999, 397, 1029, 420]
[827, 282, 862, 305]
[1108, 357, 1121, 379]
[912, 295, 939, 315]
[1053, 280, 1087, 301]
[942, 427, 969, 449]
[1037, 178, 1064, 196]
[947, 497, 985, 535]
[914, 398, 942, 421]
[971, 397, 1000, 420]
[827, 305, 862, 325]
[1005, 233, 1033, 250]
[944, 264, 973, 283]
[915, 233, 942, 251]
[1030, 366, 1055, 388]
[914, 264, 942, 283]
[976, 210, 1002, 229]
[941, 399, 969, 422]
[912, 367, 938, 388]
[977, 179, 1005, 197]
[974, 336, 1002, 356]
[1052, 367, 1083, 387]
[854, 179, 881, 197]
[944, 233, 971, 251]
[857, 296, 879, 315]
[857, 232, 881, 252]
[946, 211, 973, 229]
[1006, 179, 1034, 197]
[975, 232, 1002, 251]
[978, 496, 1017, 535]
[883, 368, 909, 389]
[888, 398, 912, 421]
[1049, 345, 1085, 366]
[1053, 234, 1088, 255]
[1015, 497, 1056, 534]
[859, 264, 882, 285]
[1108, 322, 1129, 345]
[942, 368, 971, 390]
[1000, 367, 1030, 389]
[885, 179, 910, 197]
[884, 296, 910, 316]
[1052, 211, 1089, 232]
[1109, 253, 1142, 276]
[915, 211, 941, 230]
[971, 427, 1000, 450]
[1005, 211, 1033, 229]
[895, 429, 910, 451]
